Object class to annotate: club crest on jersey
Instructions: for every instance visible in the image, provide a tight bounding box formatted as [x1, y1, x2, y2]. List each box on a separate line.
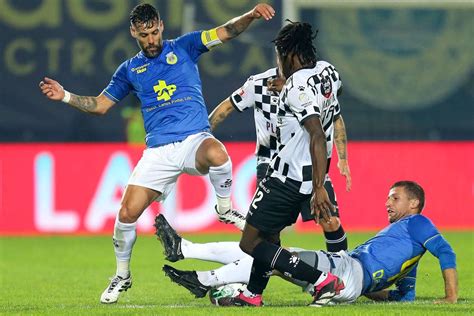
[166, 52, 178, 65]
[299, 92, 310, 103]
[321, 77, 332, 98]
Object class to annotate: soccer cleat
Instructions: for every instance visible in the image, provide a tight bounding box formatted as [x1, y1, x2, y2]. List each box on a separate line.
[214, 206, 246, 231]
[163, 264, 210, 298]
[100, 274, 132, 304]
[216, 291, 263, 307]
[310, 272, 345, 307]
[154, 214, 184, 262]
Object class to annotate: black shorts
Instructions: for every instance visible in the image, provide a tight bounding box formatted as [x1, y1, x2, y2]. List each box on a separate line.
[300, 178, 340, 222]
[255, 163, 339, 223]
[246, 176, 311, 235]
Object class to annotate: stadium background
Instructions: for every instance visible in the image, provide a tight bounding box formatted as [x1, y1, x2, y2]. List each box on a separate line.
[0, 0, 473, 235]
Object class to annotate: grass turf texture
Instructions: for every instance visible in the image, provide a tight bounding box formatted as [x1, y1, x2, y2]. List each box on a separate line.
[1, 231, 472, 315]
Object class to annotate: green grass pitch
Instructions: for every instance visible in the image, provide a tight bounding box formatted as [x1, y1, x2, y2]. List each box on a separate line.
[1, 231, 472, 315]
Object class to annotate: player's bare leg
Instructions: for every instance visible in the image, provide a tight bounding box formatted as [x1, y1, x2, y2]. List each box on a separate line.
[319, 180, 347, 251]
[100, 185, 160, 304]
[195, 138, 246, 230]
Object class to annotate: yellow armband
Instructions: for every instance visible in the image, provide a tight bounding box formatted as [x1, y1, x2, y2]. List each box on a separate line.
[201, 28, 222, 49]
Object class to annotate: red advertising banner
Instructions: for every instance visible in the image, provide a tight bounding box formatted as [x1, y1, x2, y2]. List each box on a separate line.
[1, 142, 473, 235]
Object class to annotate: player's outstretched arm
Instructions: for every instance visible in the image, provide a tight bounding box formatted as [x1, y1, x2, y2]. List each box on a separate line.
[209, 98, 235, 131]
[304, 116, 333, 224]
[364, 290, 390, 301]
[334, 115, 351, 192]
[216, 3, 275, 42]
[420, 225, 458, 304]
[39, 77, 115, 115]
[434, 268, 458, 304]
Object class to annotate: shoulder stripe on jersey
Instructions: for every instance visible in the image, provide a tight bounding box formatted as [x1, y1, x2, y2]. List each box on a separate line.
[423, 234, 441, 247]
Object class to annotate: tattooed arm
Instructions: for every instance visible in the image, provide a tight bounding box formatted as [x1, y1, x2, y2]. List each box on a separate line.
[209, 98, 235, 132]
[39, 77, 115, 115]
[334, 115, 352, 191]
[216, 3, 275, 42]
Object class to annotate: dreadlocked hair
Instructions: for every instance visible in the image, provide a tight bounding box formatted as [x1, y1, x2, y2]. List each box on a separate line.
[130, 3, 160, 29]
[273, 19, 318, 66]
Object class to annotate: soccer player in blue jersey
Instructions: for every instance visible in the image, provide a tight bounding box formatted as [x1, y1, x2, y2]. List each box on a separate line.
[158, 181, 458, 306]
[39, 2, 275, 304]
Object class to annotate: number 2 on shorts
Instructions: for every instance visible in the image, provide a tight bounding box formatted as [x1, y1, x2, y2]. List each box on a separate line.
[251, 190, 264, 209]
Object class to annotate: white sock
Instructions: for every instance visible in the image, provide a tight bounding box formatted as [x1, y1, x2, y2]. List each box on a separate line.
[181, 240, 245, 264]
[116, 260, 130, 279]
[113, 219, 137, 278]
[209, 160, 233, 212]
[216, 196, 232, 214]
[243, 287, 258, 297]
[196, 256, 253, 287]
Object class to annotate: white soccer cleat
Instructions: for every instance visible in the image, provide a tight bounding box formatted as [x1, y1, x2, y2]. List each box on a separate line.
[100, 274, 132, 304]
[215, 206, 246, 231]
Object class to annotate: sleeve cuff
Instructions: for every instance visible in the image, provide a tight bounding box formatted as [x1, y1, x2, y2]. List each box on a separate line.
[229, 96, 244, 113]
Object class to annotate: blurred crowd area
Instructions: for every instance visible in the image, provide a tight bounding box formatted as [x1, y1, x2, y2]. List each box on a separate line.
[0, 0, 472, 143]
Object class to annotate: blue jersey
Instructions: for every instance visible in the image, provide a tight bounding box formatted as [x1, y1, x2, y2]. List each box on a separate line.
[350, 214, 456, 296]
[103, 31, 211, 147]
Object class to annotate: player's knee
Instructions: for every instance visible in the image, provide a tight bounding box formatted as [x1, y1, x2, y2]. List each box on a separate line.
[207, 146, 229, 166]
[320, 216, 341, 232]
[239, 239, 255, 255]
[266, 234, 281, 246]
[118, 204, 139, 223]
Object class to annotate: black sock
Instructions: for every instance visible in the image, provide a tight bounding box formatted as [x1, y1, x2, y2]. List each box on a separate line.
[324, 224, 347, 252]
[252, 240, 322, 285]
[246, 239, 280, 294]
[246, 260, 272, 294]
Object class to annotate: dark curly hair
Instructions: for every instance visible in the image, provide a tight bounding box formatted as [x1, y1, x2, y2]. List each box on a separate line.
[130, 3, 160, 28]
[272, 19, 318, 67]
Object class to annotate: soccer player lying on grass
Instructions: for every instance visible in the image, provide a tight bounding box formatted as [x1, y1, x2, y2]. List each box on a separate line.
[156, 181, 458, 306]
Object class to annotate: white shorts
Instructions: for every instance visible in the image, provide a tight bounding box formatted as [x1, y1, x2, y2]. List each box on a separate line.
[297, 250, 364, 303]
[128, 132, 214, 201]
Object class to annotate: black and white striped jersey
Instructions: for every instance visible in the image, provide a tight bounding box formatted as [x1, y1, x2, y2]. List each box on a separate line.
[230, 68, 280, 165]
[269, 61, 342, 194]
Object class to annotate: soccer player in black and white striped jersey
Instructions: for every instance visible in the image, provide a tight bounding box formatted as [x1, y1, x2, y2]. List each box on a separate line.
[225, 21, 349, 306]
[209, 66, 351, 253]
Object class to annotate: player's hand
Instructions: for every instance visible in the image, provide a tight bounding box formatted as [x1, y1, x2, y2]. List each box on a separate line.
[311, 186, 334, 224]
[434, 296, 457, 304]
[250, 3, 275, 20]
[267, 76, 286, 93]
[39, 77, 65, 101]
[337, 159, 352, 192]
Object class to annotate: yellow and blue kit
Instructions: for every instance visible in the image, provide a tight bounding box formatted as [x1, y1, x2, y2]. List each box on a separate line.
[103, 30, 221, 147]
[350, 214, 456, 301]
